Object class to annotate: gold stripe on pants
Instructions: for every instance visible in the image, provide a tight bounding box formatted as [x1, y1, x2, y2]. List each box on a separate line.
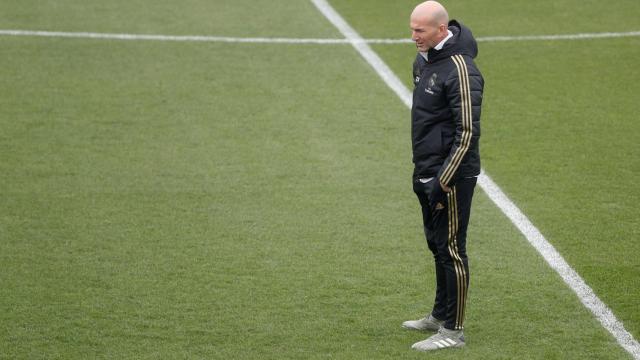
[447, 187, 468, 330]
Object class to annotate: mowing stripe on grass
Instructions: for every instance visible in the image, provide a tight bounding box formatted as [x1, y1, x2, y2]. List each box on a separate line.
[1, 29, 639, 44]
[309, 0, 640, 358]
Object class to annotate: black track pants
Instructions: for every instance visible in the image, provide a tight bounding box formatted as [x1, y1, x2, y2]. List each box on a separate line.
[413, 176, 477, 331]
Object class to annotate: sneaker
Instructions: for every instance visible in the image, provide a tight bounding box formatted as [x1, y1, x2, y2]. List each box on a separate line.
[411, 327, 465, 351]
[402, 314, 444, 331]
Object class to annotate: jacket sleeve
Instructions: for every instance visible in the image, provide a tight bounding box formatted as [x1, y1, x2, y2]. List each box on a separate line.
[437, 55, 483, 186]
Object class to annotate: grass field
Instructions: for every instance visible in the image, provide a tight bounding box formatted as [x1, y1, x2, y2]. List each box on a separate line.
[1, 0, 639, 359]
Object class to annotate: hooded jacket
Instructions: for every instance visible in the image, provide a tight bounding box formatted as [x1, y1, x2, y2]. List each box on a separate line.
[411, 20, 484, 186]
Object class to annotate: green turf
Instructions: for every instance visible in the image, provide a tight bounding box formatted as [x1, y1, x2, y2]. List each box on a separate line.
[329, 0, 640, 38]
[1, 0, 638, 359]
[0, 0, 339, 38]
[476, 37, 640, 339]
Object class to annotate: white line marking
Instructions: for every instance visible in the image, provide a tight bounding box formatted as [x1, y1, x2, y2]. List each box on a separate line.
[1, 29, 639, 44]
[309, 0, 640, 358]
[478, 173, 640, 359]
[0, 29, 350, 44]
[478, 31, 640, 42]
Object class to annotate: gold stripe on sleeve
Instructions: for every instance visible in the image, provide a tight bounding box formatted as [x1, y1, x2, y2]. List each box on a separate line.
[440, 55, 473, 186]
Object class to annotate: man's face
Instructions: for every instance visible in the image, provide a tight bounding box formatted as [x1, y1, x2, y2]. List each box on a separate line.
[410, 17, 440, 52]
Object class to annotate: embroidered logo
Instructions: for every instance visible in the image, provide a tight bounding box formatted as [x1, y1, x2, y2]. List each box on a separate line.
[425, 73, 438, 95]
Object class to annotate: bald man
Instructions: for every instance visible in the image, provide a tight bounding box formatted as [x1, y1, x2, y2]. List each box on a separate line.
[402, 1, 484, 352]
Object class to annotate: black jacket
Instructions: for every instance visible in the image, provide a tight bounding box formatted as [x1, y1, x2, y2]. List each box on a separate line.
[411, 20, 483, 186]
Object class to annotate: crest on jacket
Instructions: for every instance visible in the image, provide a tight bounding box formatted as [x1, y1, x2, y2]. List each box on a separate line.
[425, 73, 438, 95]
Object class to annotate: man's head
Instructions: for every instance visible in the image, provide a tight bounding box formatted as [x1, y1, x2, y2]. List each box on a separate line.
[410, 1, 450, 52]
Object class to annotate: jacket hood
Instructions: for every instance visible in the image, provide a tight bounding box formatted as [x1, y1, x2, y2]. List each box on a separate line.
[427, 20, 478, 62]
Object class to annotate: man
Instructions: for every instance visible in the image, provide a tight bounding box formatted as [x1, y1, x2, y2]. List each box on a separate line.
[402, 0, 484, 352]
